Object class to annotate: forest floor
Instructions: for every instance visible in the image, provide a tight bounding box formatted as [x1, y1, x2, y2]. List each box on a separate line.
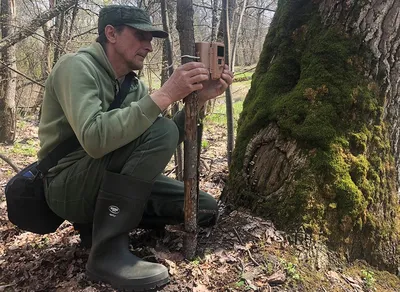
[1, 78, 400, 291]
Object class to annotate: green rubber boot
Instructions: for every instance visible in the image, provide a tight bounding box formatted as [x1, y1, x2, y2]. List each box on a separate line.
[86, 171, 169, 291]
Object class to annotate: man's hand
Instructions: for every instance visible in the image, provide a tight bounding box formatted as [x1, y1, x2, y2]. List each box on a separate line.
[197, 65, 234, 108]
[151, 62, 209, 111]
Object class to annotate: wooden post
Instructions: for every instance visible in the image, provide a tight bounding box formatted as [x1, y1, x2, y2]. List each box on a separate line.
[176, 0, 199, 259]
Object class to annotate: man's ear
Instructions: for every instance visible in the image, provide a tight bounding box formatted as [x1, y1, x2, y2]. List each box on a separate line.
[104, 25, 117, 44]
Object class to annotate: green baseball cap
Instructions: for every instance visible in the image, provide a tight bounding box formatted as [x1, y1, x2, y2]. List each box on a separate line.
[98, 5, 168, 39]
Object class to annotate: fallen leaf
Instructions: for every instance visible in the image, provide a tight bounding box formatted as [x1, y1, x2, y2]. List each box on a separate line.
[266, 270, 286, 285]
[149, 248, 184, 262]
[233, 243, 247, 251]
[326, 270, 341, 282]
[164, 259, 177, 275]
[193, 283, 210, 292]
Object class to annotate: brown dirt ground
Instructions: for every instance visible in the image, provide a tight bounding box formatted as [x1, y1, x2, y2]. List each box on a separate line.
[1, 115, 400, 292]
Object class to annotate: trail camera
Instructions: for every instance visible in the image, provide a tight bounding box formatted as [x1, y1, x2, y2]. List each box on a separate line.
[195, 42, 225, 80]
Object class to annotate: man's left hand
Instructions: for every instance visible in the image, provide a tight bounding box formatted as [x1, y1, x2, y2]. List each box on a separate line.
[197, 65, 234, 108]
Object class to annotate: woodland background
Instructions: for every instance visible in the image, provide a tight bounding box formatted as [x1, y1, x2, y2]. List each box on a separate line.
[1, 0, 400, 291]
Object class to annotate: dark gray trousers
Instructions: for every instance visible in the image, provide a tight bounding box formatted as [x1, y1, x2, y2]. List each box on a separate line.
[45, 117, 217, 227]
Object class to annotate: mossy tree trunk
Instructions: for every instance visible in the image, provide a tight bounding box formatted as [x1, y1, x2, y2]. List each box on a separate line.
[225, 0, 400, 272]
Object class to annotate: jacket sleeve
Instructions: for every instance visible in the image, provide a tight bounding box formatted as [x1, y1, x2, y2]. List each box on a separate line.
[51, 56, 161, 158]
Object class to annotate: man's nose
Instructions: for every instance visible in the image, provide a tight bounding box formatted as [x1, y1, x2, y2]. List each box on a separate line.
[144, 41, 153, 52]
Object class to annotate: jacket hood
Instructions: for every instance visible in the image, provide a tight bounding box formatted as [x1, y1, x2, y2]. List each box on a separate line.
[78, 42, 116, 80]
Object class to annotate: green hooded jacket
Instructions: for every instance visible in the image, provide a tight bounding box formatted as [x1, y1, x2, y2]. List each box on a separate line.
[38, 42, 185, 175]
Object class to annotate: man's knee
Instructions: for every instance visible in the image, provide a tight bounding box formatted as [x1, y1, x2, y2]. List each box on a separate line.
[107, 117, 179, 176]
[152, 117, 179, 154]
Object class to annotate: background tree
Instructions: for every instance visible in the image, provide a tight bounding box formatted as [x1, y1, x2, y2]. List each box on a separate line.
[242, 0, 276, 65]
[0, 0, 79, 141]
[0, 0, 273, 146]
[224, 0, 400, 272]
[230, 0, 247, 73]
[160, 0, 183, 180]
[221, 0, 233, 165]
[0, 0, 17, 143]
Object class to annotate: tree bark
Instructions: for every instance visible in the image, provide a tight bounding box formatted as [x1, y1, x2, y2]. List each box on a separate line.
[37, 0, 55, 118]
[161, 0, 183, 181]
[176, 0, 199, 260]
[249, 9, 262, 65]
[231, 0, 247, 71]
[225, 0, 400, 273]
[222, 0, 234, 167]
[0, 0, 17, 143]
[211, 0, 219, 41]
[52, 8, 66, 67]
[217, 0, 235, 42]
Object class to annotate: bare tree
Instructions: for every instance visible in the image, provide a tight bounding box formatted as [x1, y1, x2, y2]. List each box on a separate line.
[52, 2, 65, 66]
[221, 0, 234, 166]
[217, 0, 235, 41]
[161, 0, 183, 181]
[0, 0, 78, 53]
[0, 0, 17, 143]
[230, 0, 247, 71]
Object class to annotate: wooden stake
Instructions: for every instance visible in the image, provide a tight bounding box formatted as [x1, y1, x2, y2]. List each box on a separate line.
[176, 0, 199, 260]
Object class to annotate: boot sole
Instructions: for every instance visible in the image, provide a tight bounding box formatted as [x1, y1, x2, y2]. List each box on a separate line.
[86, 268, 170, 291]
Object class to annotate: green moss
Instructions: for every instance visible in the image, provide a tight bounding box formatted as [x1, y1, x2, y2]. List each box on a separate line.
[349, 155, 369, 184]
[349, 132, 368, 154]
[228, 0, 400, 268]
[334, 175, 366, 219]
[233, 10, 369, 174]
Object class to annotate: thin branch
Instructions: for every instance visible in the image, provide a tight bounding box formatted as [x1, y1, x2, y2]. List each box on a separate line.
[66, 0, 79, 42]
[16, 78, 47, 91]
[0, 153, 20, 173]
[27, 31, 66, 53]
[193, 3, 213, 10]
[70, 27, 97, 41]
[233, 227, 244, 245]
[247, 249, 262, 267]
[245, 5, 276, 12]
[0, 0, 78, 53]
[0, 60, 45, 88]
[237, 66, 257, 74]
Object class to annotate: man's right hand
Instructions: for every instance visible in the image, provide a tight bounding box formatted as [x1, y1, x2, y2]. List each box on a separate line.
[150, 62, 209, 111]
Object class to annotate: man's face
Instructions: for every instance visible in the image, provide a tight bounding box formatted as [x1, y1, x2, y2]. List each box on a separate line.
[113, 26, 153, 71]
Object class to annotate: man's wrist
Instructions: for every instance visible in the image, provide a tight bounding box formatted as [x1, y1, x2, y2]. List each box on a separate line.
[150, 90, 172, 111]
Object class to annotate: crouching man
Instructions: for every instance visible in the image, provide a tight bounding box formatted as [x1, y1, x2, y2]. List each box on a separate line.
[38, 4, 233, 291]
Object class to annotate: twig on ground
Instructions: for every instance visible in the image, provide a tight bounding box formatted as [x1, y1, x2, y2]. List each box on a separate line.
[197, 265, 210, 285]
[247, 249, 261, 267]
[233, 226, 261, 267]
[0, 283, 16, 289]
[205, 158, 214, 178]
[200, 158, 210, 172]
[233, 227, 244, 245]
[238, 257, 245, 274]
[0, 153, 20, 173]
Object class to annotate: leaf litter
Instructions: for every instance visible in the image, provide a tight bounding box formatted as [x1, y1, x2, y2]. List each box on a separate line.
[1, 115, 399, 291]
